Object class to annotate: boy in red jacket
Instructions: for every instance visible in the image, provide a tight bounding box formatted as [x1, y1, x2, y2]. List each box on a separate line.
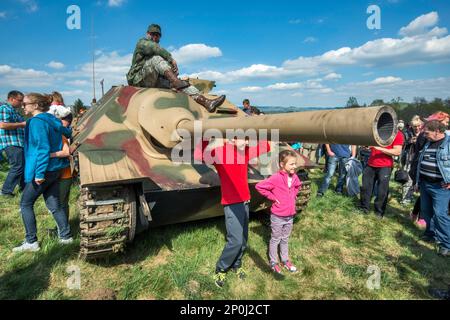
[196, 136, 270, 287]
[256, 150, 301, 274]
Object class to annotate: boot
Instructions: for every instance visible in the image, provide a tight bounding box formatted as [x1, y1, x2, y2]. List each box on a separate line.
[164, 69, 190, 90]
[192, 94, 226, 113]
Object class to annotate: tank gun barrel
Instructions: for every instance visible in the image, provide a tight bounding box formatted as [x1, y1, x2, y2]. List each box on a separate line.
[177, 106, 397, 147]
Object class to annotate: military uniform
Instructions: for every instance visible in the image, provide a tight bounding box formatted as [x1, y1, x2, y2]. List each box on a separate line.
[127, 38, 200, 96]
[126, 24, 226, 112]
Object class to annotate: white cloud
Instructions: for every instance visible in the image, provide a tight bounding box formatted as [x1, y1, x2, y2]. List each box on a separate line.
[316, 88, 334, 94]
[267, 82, 303, 90]
[399, 11, 439, 37]
[171, 44, 222, 64]
[46, 61, 65, 69]
[291, 92, 303, 97]
[187, 13, 449, 85]
[189, 63, 319, 84]
[60, 90, 85, 97]
[371, 76, 402, 85]
[66, 80, 90, 86]
[303, 37, 317, 43]
[324, 72, 342, 80]
[108, 0, 126, 7]
[0, 12, 6, 18]
[240, 86, 263, 93]
[185, 70, 227, 82]
[241, 79, 327, 93]
[79, 51, 132, 84]
[334, 77, 450, 105]
[0, 64, 52, 87]
[18, 0, 38, 12]
[284, 13, 450, 70]
[0, 65, 13, 74]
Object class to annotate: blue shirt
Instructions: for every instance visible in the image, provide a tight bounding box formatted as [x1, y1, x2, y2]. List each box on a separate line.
[0, 103, 25, 149]
[24, 113, 69, 183]
[330, 144, 351, 158]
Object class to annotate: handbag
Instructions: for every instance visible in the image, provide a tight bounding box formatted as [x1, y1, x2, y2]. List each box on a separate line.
[394, 169, 409, 184]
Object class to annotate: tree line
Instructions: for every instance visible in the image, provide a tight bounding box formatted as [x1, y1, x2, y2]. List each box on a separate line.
[345, 96, 450, 122]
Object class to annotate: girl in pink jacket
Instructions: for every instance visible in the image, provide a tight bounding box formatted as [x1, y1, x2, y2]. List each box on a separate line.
[256, 150, 302, 273]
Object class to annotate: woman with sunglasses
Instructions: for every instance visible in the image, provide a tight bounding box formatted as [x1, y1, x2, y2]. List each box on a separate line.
[12, 93, 72, 252]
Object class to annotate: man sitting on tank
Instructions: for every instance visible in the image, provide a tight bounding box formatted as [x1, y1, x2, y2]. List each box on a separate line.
[127, 24, 225, 113]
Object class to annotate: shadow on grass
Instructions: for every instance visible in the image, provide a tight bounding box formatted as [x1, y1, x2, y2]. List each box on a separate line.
[0, 242, 79, 299]
[382, 199, 449, 299]
[0, 216, 81, 300]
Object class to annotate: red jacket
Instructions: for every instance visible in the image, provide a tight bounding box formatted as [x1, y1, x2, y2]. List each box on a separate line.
[195, 140, 270, 205]
[255, 170, 302, 217]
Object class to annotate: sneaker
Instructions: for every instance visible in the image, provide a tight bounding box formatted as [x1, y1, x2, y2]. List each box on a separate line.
[213, 271, 226, 288]
[59, 237, 73, 245]
[282, 260, 297, 272]
[420, 234, 435, 243]
[233, 267, 246, 280]
[316, 192, 324, 198]
[357, 206, 369, 214]
[416, 219, 426, 228]
[409, 212, 418, 222]
[270, 262, 282, 274]
[12, 241, 40, 252]
[0, 192, 15, 198]
[437, 246, 450, 257]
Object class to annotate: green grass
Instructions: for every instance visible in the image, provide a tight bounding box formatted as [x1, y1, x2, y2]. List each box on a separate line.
[0, 161, 449, 300]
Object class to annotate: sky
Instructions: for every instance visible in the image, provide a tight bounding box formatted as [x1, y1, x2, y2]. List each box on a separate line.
[0, 0, 449, 108]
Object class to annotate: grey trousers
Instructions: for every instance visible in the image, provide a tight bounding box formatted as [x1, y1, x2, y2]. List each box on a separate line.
[269, 214, 294, 263]
[141, 56, 200, 96]
[216, 202, 249, 272]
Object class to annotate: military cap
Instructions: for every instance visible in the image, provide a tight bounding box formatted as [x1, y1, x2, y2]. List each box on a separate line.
[147, 24, 162, 36]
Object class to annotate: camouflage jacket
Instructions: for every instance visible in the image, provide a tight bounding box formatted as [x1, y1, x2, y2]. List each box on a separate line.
[127, 38, 173, 86]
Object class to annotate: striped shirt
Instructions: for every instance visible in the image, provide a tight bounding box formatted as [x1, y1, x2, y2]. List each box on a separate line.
[419, 139, 444, 183]
[0, 103, 25, 149]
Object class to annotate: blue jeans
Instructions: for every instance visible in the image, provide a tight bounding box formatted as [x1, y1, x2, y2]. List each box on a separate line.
[420, 181, 450, 249]
[216, 202, 249, 272]
[318, 156, 349, 194]
[20, 171, 71, 243]
[2, 146, 25, 194]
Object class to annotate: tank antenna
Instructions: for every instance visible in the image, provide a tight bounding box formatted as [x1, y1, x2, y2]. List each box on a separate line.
[91, 15, 97, 106]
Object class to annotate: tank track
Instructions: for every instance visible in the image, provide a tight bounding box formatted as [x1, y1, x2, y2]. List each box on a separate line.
[79, 185, 136, 260]
[295, 170, 312, 213]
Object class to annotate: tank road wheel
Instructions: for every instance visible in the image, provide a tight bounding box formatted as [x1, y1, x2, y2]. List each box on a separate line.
[79, 185, 137, 260]
[296, 170, 311, 214]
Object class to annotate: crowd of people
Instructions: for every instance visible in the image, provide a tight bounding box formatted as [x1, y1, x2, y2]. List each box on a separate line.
[231, 101, 449, 293]
[0, 90, 76, 252]
[0, 22, 448, 296]
[307, 112, 450, 258]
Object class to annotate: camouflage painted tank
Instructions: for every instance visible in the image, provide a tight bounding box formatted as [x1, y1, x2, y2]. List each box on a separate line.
[71, 79, 397, 259]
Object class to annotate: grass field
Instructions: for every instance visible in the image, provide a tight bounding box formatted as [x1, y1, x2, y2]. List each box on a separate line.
[0, 161, 448, 300]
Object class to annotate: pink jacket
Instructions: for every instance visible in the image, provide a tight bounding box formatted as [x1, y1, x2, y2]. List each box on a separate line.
[255, 170, 302, 217]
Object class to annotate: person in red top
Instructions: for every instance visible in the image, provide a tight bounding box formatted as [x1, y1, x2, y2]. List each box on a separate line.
[195, 136, 270, 287]
[359, 130, 404, 217]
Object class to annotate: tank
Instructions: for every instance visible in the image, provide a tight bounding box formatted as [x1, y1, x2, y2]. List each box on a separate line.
[71, 79, 397, 259]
